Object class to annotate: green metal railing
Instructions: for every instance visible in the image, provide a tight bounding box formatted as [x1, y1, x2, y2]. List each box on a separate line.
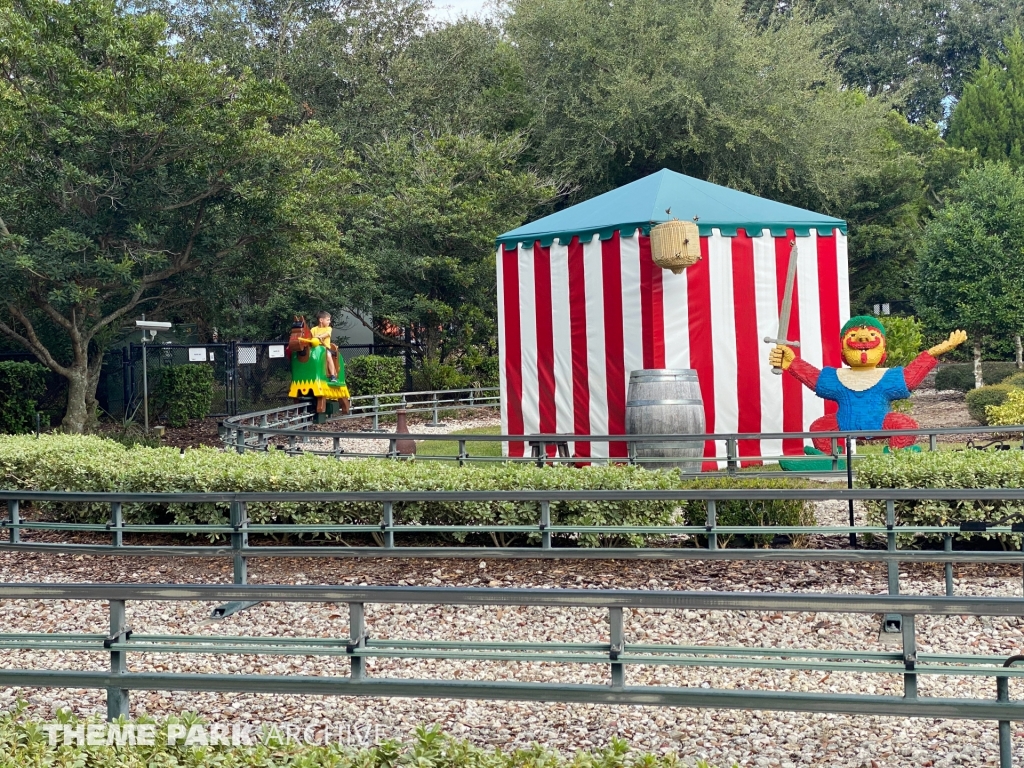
[218, 404, 1024, 475]
[0, 584, 1022, 765]
[3, 488, 1024, 611]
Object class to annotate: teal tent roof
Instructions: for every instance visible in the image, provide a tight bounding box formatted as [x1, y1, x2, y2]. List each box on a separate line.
[497, 169, 846, 248]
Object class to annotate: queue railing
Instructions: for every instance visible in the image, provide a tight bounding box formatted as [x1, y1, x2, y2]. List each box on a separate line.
[0, 583, 1022, 766]
[3, 488, 1024, 601]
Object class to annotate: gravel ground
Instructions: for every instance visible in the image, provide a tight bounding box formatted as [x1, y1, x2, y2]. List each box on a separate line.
[1, 500, 1022, 768]
[279, 413, 501, 457]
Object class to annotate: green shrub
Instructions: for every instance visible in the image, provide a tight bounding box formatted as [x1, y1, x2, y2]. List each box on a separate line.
[0, 434, 812, 548]
[935, 362, 1021, 391]
[934, 364, 974, 391]
[879, 316, 924, 368]
[986, 388, 1024, 426]
[154, 365, 214, 427]
[0, 361, 48, 434]
[0, 707, 715, 768]
[1002, 371, 1024, 387]
[964, 384, 1013, 424]
[347, 354, 405, 397]
[858, 451, 1024, 546]
[412, 356, 471, 392]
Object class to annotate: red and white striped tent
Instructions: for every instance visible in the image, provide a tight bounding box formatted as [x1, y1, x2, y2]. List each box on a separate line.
[496, 169, 850, 465]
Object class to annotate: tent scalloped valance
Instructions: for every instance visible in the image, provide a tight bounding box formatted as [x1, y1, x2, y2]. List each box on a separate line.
[499, 222, 844, 250]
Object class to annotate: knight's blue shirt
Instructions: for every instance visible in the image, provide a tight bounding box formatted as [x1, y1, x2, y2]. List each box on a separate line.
[814, 367, 910, 431]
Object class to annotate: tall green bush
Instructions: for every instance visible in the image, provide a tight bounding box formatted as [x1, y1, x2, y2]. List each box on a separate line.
[0, 434, 809, 548]
[346, 355, 405, 397]
[879, 316, 924, 368]
[154, 365, 214, 427]
[0, 361, 47, 434]
[412, 356, 471, 392]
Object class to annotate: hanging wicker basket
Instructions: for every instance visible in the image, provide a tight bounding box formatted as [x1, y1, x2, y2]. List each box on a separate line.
[650, 219, 701, 274]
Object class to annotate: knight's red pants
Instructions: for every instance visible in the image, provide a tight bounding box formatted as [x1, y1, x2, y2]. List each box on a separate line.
[809, 412, 919, 453]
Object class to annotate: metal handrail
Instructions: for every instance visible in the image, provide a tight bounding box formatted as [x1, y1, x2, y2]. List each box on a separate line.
[2, 489, 1024, 595]
[1, 582, 1023, 765]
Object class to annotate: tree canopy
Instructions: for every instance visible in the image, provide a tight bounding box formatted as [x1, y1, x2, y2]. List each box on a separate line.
[948, 31, 1024, 166]
[0, 0, 353, 430]
[915, 163, 1024, 357]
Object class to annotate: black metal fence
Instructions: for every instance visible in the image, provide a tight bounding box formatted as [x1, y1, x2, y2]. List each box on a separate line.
[99, 342, 405, 420]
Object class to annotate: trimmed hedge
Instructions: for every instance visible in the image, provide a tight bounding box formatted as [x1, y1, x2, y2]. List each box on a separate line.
[0, 710, 720, 768]
[0, 435, 809, 548]
[964, 384, 1013, 424]
[0, 361, 47, 434]
[935, 362, 1020, 391]
[858, 451, 1024, 546]
[154, 364, 214, 427]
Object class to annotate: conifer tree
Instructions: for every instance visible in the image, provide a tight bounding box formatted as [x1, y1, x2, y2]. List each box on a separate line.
[949, 31, 1024, 165]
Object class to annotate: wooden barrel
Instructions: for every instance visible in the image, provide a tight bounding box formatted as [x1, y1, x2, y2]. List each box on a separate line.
[625, 369, 706, 471]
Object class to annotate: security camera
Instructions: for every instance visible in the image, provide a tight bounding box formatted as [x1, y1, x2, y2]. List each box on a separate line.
[135, 320, 172, 330]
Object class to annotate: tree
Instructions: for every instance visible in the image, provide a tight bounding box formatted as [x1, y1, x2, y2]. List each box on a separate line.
[948, 30, 1024, 166]
[341, 132, 554, 378]
[0, 0, 353, 431]
[505, 0, 888, 212]
[844, 114, 973, 313]
[915, 163, 1024, 387]
[744, 0, 1024, 124]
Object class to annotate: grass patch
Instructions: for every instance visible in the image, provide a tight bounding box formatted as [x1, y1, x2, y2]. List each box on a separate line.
[417, 425, 502, 458]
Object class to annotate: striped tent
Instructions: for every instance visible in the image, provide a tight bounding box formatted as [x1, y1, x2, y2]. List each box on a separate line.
[496, 169, 850, 465]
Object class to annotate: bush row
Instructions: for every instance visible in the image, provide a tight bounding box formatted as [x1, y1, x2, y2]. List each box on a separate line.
[0, 435, 810, 548]
[934, 361, 1022, 392]
[857, 450, 1024, 545]
[0, 710, 719, 768]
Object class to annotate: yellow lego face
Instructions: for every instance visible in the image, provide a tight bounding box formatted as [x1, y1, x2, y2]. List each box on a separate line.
[841, 326, 887, 369]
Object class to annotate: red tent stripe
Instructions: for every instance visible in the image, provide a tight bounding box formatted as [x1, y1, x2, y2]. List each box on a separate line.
[501, 247, 525, 456]
[533, 245, 557, 454]
[816, 231, 842, 418]
[687, 237, 717, 469]
[775, 232, 804, 454]
[602, 233, 628, 458]
[567, 237, 591, 457]
[731, 231, 762, 464]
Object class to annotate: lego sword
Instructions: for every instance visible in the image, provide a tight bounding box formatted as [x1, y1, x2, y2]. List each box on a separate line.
[764, 239, 800, 375]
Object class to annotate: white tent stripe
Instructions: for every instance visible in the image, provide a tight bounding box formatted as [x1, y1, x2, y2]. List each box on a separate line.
[662, 264, 690, 370]
[549, 243, 575, 448]
[708, 230, 736, 464]
[582, 235, 609, 459]
[753, 230, 783, 459]
[795, 231, 825, 426]
[517, 249, 540, 440]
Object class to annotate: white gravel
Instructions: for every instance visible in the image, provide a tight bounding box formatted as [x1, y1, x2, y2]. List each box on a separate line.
[3, 472, 1024, 765]
[294, 414, 501, 457]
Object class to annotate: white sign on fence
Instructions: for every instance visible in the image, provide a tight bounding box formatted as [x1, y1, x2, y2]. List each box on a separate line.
[188, 347, 207, 362]
[268, 344, 285, 359]
[237, 347, 258, 365]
